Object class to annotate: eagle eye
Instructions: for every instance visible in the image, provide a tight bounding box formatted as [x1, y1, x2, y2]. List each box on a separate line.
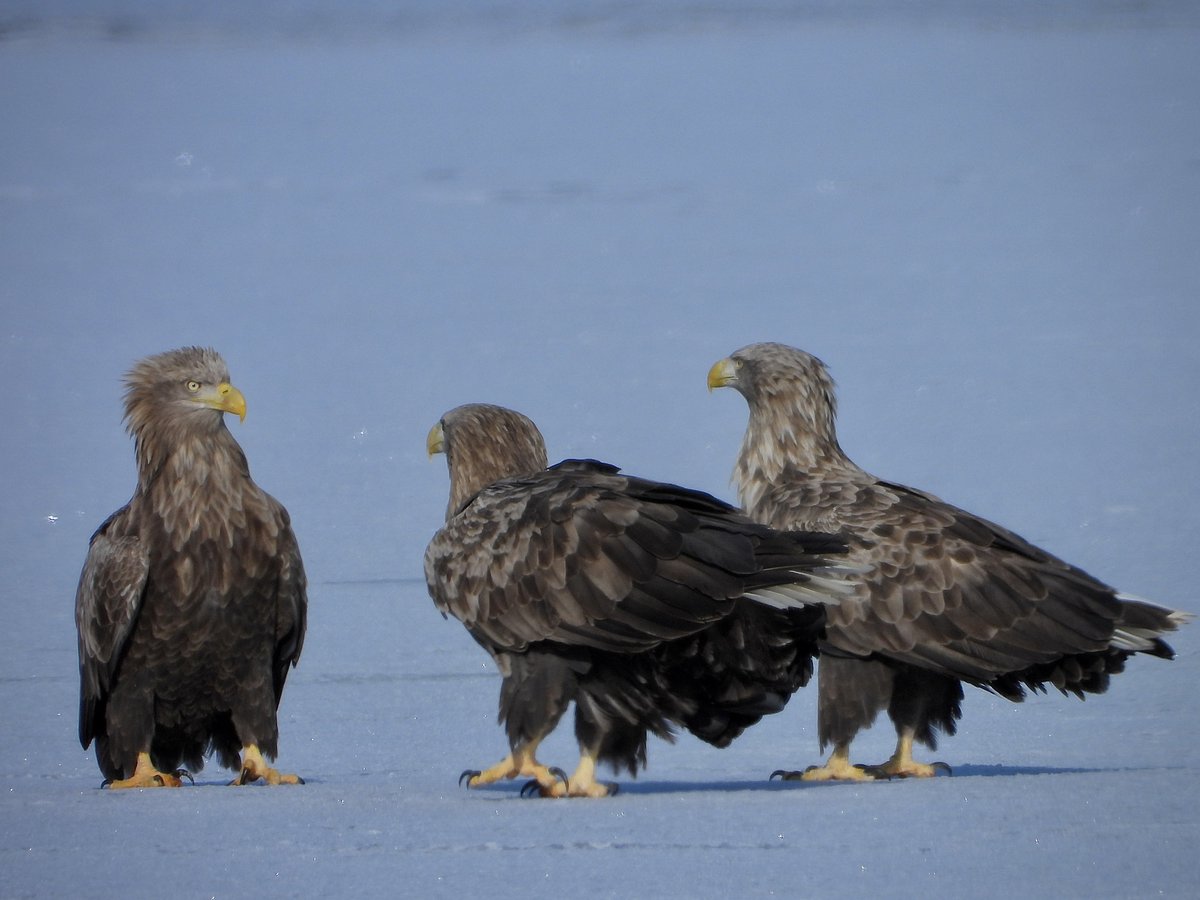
[186, 380, 201, 393]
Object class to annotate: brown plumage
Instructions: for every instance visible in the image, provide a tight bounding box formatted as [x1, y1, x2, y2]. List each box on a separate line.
[423, 403, 852, 797]
[709, 342, 1189, 780]
[75, 347, 307, 788]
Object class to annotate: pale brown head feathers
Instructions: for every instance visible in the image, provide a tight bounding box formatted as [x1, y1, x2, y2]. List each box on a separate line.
[709, 342, 858, 510]
[122, 346, 247, 484]
[429, 403, 549, 519]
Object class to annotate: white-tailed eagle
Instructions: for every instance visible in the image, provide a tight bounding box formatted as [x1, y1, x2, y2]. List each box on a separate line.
[709, 342, 1188, 780]
[76, 347, 306, 788]
[423, 403, 853, 797]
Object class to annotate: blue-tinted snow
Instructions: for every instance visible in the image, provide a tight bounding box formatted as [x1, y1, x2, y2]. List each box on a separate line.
[1, 3, 1198, 897]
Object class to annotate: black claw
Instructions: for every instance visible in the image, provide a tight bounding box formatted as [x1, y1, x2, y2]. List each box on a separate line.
[769, 769, 804, 782]
[100, 779, 112, 789]
[931, 761, 953, 777]
[519, 770, 571, 798]
[519, 779, 542, 798]
[294, 775, 306, 785]
[854, 765, 894, 781]
[458, 769, 481, 788]
[177, 769, 194, 785]
[605, 782, 619, 797]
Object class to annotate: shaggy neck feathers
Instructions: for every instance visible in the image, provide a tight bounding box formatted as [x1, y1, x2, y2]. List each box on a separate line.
[727, 345, 867, 516]
[441, 404, 549, 518]
[120, 347, 255, 549]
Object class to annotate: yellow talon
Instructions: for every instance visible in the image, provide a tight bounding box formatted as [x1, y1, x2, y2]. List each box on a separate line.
[233, 744, 303, 786]
[462, 746, 615, 798]
[772, 744, 880, 782]
[105, 752, 190, 789]
[523, 750, 615, 798]
[861, 731, 951, 779]
[460, 753, 549, 788]
[780, 732, 951, 783]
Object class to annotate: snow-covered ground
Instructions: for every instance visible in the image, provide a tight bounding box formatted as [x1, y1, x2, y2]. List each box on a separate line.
[2, 3, 1198, 897]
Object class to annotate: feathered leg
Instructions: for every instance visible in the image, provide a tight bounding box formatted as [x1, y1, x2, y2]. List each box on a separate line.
[857, 668, 958, 777]
[772, 655, 891, 781]
[524, 688, 643, 798]
[462, 651, 572, 795]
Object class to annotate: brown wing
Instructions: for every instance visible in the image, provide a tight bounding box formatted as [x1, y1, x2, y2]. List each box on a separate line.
[75, 507, 149, 748]
[268, 496, 307, 703]
[424, 461, 834, 655]
[818, 481, 1126, 684]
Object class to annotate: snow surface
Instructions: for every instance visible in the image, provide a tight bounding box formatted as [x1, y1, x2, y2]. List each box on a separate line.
[2, 3, 1199, 897]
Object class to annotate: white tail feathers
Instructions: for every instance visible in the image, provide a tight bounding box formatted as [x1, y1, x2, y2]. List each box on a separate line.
[1110, 628, 1168, 653]
[744, 565, 862, 610]
[1109, 593, 1192, 652]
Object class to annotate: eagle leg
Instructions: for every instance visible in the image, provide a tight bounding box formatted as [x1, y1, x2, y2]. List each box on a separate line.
[524, 748, 617, 799]
[459, 742, 566, 793]
[231, 744, 304, 786]
[103, 751, 192, 789]
[857, 729, 952, 779]
[771, 743, 881, 783]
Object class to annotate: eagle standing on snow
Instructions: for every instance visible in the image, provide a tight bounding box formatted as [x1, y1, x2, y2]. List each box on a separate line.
[424, 403, 853, 797]
[709, 342, 1188, 781]
[76, 347, 307, 788]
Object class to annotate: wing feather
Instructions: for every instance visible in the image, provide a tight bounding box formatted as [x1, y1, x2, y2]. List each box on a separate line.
[425, 462, 836, 654]
[817, 485, 1140, 681]
[75, 509, 149, 748]
[269, 498, 307, 702]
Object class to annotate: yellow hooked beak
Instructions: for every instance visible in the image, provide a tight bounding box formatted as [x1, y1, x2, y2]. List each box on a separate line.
[707, 357, 738, 392]
[198, 382, 247, 422]
[426, 421, 445, 458]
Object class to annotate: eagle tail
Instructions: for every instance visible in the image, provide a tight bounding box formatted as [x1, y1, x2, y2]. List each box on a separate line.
[1110, 593, 1191, 660]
